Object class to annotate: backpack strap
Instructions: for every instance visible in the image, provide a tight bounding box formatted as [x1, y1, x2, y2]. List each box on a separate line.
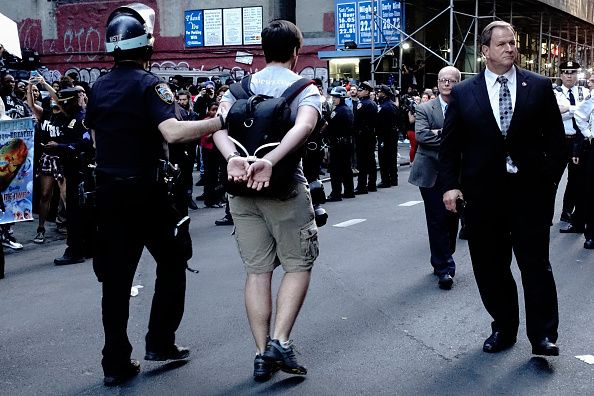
[229, 75, 252, 100]
[281, 78, 315, 104]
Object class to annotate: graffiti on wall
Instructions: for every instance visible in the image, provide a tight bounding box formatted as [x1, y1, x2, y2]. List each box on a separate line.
[64, 67, 109, 84]
[63, 26, 103, 62]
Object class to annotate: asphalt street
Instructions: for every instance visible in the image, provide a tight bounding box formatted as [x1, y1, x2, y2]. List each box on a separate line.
[1, 165, 593, 396]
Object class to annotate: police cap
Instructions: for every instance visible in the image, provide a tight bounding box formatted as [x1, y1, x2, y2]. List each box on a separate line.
[359, 81, 374, 92]
[376, 84, 392, 95]
[559, 61, 580, 73]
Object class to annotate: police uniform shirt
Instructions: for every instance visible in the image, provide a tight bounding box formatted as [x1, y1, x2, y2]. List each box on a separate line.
[327, 103, 354, 139]
[354, 97, 376, 132]
[376, 99, 397, 134]
[574, 95, 594, 139]
[85, 63, 177, 177]
[554, 84, 587, 135]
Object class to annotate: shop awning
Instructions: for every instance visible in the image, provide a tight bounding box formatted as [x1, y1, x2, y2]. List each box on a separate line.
[318, 49, 383, 60]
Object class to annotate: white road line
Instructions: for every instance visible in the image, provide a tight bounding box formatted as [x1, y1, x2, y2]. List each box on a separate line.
[575, 355, 594, 364]
[399, 200, 423, 207]
[333, 219, 366, 228]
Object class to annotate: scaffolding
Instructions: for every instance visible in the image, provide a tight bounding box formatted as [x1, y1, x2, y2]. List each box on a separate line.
[367, 0, 594, 86]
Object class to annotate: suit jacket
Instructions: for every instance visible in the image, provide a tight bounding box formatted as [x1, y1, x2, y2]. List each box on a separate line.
[409, 98, 444, 188]
[439, 67, 565, 229]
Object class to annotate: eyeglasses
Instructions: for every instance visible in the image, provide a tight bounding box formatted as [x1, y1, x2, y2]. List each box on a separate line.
[437, 78, 458, 84]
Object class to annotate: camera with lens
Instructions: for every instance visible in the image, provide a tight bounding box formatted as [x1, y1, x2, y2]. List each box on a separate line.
[400, 95, 417, 114]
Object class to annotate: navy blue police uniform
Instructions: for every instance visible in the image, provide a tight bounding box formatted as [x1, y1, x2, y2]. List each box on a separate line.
[354, 97, 378, 192]
[327, 102, 355, 199]
[85, 62, 188, 374]
[376, 97, 399, 187]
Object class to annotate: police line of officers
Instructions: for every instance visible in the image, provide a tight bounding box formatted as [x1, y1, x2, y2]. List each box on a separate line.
[320, 80, 400, 202]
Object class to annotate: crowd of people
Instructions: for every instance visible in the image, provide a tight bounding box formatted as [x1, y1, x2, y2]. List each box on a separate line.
[2, 6, 594, 388]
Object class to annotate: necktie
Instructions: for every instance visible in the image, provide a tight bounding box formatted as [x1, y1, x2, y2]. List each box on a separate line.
[444, 104, 448, 116]
[497, 75, 512, 135]
[568, 89, 580, 133]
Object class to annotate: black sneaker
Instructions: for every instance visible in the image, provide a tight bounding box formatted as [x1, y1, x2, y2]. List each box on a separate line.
[253, 354, 278, 382]
[262, 339, 307, 375]
[215, 216, 234, 226]
[145, 344, 190, 361]
[104, 359, 140, 386]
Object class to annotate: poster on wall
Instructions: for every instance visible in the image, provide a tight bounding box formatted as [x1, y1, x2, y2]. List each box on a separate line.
[204, 9, 223, 47]
[334, 0, 404, 49]
[184, 10, 204, 47]
[243, 7, 263, 45]
[0, 117, 35, 225]
[223, 8, 243, 46]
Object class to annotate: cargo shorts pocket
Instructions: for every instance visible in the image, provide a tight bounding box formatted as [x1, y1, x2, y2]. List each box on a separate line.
[300, 220, 319, 262]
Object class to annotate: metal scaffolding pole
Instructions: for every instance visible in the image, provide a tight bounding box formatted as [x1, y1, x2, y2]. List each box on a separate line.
[371, 0, 376, 85]
[547, 17, 551, 77]
[449, 0, 454, 64]
[474, 0, 478, 73]
[538, 12, 543, 74]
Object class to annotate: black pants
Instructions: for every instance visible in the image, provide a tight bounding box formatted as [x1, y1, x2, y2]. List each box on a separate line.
[95, 177, 187, 374]
[579, 141, 594, 239]
[569, 142, 592, 228]
[202, 148, 224, 206]
[467, 218, 558, 343]
[329, 142, 354, 197]
[419, 182, 458, 276]
[562, 135, 579, 214]
[64, 164, 84, 256]
[355, 134, 377, 190]
[377, 133, 398, 185]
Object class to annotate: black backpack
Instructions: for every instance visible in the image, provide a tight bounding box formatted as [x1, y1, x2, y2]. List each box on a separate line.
[225, 75, 314, 198]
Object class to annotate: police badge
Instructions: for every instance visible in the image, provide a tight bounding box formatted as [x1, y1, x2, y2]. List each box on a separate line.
[155, 83, 174, 104]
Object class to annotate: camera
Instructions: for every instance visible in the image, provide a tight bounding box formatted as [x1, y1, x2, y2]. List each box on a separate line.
[400, 95, 417, 114]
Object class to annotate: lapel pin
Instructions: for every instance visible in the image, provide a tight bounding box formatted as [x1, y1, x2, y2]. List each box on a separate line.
[522, 82, 527, 86]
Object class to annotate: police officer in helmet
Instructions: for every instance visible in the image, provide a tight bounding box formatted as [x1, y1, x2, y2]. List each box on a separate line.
[85, 3, 225, 386]
[326, 86, 355, 201]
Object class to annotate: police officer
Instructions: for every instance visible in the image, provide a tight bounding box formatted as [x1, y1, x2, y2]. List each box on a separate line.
[326, 86, 355, 201]
[554, 61, 588, 228]
[375, 84, 399, 188]
[85, 4, 225, 386]
[354, 81, 378, 193]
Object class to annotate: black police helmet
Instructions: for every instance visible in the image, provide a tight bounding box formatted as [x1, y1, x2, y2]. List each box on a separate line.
[105, 3, 155, 57]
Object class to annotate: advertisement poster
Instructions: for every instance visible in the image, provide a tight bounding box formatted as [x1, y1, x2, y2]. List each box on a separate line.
[336, 2, 357, 46]
[242, 7, 262, 45]
[184, 10, 204, 47]
[0, 117, 35, 224]
[223, 8, 243, 46]
[203, 9, 223, 47]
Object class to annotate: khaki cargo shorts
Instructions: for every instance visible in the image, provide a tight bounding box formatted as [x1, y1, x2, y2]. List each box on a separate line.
[229, 183, 319, 274]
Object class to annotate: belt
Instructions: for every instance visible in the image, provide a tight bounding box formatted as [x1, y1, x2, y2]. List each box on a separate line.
[565, 134, 577, 139]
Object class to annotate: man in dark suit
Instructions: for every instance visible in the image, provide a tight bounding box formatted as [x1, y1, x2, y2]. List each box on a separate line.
[409, 66, 460, 290]
[440, 21, 565, 356]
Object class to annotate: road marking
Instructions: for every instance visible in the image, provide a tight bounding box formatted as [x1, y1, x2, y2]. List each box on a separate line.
[333, 219, 366, 228]
[399, 200, 423, 207]
[575, 355, 594, 364]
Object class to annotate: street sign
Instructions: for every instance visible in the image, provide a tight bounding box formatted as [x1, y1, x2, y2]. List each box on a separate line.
[184, 10, 204, 47]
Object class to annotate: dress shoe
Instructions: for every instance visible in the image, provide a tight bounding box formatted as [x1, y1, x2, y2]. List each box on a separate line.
[584, 239, 594, 249]
[354, 189, 368, 195]
[215, 216, 234, 226]
[54, 252, 85, 266]
[559, 223, 584, 233]
[104, 359, 140, 386]
[326, 195, 343, 202]
[145, 344, 190, 361]
[560, 211, 572, 223]
[438, 274, 453, 290]
[531, 338, 559, 356]
[188, 198, 199, 210]
[342, 193, 356, 199]
[482, 331, 516, 353]
[377, 183, 391, 188]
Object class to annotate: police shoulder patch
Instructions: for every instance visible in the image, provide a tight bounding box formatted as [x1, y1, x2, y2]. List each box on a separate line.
[155, 83, 174, 104]
[330, 111, 336, 119]
[357, 102, 362, 110]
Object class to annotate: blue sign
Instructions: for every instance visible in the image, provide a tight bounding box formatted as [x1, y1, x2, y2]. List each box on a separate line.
[185, 10, 204, 47]
[334, 0, 404, 49]
[336, 2, 357, 46]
